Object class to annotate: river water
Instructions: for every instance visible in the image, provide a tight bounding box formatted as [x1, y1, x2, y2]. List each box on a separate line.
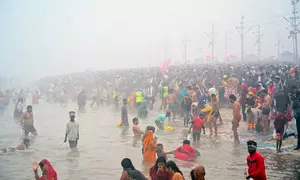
[0, 100, 300, 180]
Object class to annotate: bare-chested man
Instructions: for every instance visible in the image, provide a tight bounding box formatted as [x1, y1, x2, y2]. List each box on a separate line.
[229, 94, 241, 144]
[228, 74, 239, 97]
[209, 94, 219, 136]
[260, 90, 271, 135]
[166, 89, 177, 121]
[20, 105, 38, 137]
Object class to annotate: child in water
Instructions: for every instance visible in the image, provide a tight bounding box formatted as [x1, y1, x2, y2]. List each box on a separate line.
[132, 117, 144, 137]
[189, 113, 205, 142]
[156, 143, 173, 160]
[155, 112, 171, 130]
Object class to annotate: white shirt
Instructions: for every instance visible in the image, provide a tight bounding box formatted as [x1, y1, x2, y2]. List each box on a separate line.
[66, 121, 79, 141]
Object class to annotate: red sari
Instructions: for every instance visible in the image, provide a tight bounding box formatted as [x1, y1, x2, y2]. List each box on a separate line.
[39, 159, 57, 180]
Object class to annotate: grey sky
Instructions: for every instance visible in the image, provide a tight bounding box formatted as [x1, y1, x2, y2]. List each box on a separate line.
[0, 0, 296, 80]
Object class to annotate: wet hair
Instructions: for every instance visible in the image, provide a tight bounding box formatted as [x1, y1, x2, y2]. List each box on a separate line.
[157, 143, 163, 148]
[166, 161, 183, 176]
[166, 112, 171, 117]
[132, 117, 138, 123]
[154, 157, 167, 170]
[183, 140, 190, 145]
[229, 94, 236, 101]
[190, 169, 196, 180]
[121, 158, 135, 170]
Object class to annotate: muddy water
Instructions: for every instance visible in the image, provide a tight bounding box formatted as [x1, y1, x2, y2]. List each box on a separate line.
[0, 100, 300, 180]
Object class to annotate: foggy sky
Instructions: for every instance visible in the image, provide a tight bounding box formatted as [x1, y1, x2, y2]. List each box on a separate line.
[0, 0, 295, 81]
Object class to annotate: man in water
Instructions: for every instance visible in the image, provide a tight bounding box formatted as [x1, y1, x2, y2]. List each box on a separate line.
[155, 112, 170, 130]
[174, 140, 198, 160]
[121, 98, 129, 126]
[20, 105, 38, 137]
[166, 89, 177, 121]
[260, 90, 271, 135]
[230, 94, 241, 144]
[245, 140, 267, 180]
[64, 111, 79, 149]
[209, 94, 219, 136]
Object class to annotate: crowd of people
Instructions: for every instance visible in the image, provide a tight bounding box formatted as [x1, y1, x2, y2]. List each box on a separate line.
[1, 61, 300, 179]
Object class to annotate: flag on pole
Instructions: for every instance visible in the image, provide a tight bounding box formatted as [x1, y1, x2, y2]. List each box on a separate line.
[160, 60, 170, 72]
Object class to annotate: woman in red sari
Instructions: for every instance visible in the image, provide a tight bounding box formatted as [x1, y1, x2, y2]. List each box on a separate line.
[149, 157, 171, 180]
[33, 159, 57, 180]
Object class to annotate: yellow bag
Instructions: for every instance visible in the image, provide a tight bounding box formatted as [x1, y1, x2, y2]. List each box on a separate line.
[164, 126, 174, 131]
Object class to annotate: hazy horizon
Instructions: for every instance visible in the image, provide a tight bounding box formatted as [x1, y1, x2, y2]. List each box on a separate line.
[0, 0, 296, 81]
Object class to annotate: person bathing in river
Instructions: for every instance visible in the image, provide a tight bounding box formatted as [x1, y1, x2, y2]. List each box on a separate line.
[64, 111, 79, 149]
[132, 117, 144, 138]
[274, 112, 288, 152]
[120, 158, 148, 180]
[33, 159, 57, 180]
[230, 94, 241, 144]
[143, 130, 157, 167]
[0, 138, 31, 154]
[166, 89, 177, 121]
[138, 100, 148, 118]
[142, 126, 156, 155]
[155, 112, 171, 130]
[260, 89, 271, 135]
[175, 140, 197, 160]
[182, 95, 192, 127]
[20, 105, 38, 137]
[121, 98, 129, 126]
[77, 90, 86, 111]
[14, 98, 25, 119]
[149, 157, 171, 180]
[165, 161, 184, 180]
[156, 143, 173, 160]
[209, 94, 219, 136]
[190, 165, 206, 180]
[188, 113, 205, 142]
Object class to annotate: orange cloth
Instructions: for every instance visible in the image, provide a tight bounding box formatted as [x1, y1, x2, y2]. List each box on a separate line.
[268, 86, 275, 96]
[172, 172, 184, 180]
[143, 130, 156, 166]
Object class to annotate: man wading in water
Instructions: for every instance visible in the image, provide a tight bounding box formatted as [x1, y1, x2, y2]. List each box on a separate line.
[64, 111, 79, 148]
[230, 94, 241, 144]
[259, 90, 271, 135]
[20, 105, 38, 137]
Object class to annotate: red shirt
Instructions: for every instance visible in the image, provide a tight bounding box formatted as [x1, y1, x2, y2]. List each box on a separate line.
[193, 118, 204, 131]
[247, 152, 267, 180]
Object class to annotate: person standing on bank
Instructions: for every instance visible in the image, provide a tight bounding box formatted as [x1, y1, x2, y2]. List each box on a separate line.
[64, 111, 79, 149]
